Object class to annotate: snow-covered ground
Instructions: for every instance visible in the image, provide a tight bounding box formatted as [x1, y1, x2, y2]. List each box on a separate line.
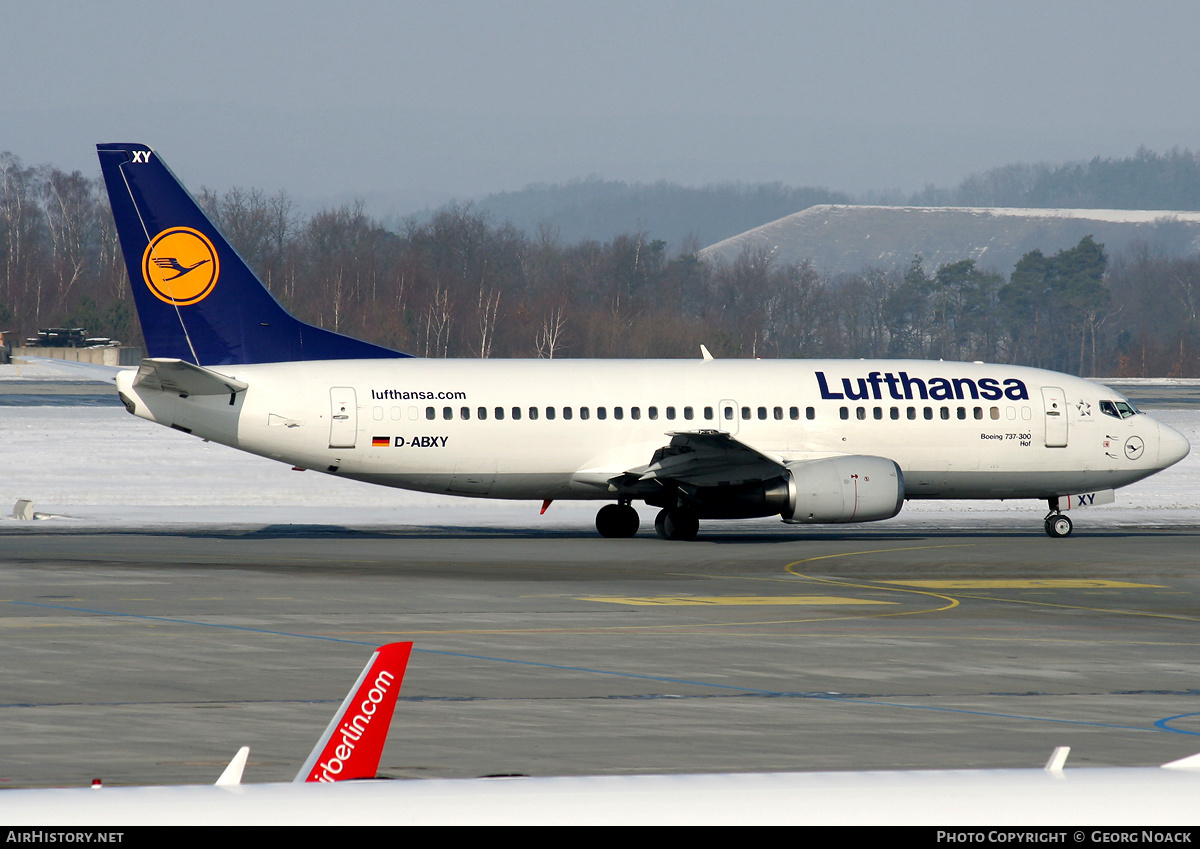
[1, 361, 1198, 533]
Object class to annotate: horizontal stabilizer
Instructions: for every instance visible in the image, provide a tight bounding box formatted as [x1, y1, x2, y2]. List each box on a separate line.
[132, 358, 248, 396]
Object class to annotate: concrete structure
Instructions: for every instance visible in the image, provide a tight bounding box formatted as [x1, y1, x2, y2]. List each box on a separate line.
[13, 346, 143, 367]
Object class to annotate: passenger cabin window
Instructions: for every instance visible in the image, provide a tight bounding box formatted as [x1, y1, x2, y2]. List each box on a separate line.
[614, 407, 624, 420]
[562, 406, 572, 420]
[580, 407, 590, 420]
[478, 407, 487, 420]
[631, 407, 640, 420]
[598, 407, 607, 420]
[426, 406, 436, 420]
[512, 406, 522, 420]
[443, 406, 453, 420]
[528, 407, 538, 420]
[684, 407, 694, 420]
[666, 407, 676, 420]
[705, 407, 714, 420]
[773, 407, 782, 420]
[546, 407, 556, 420]
[460, 406, 470, 420]
[495, 407, 504, 420]
[648, 406, 658, 420]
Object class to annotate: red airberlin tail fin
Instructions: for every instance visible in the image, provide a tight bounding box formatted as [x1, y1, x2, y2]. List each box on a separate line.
[294, 642, 413, 782]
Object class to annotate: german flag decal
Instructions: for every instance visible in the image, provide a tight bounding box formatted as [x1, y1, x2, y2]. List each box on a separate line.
[372, 436, 390, 447]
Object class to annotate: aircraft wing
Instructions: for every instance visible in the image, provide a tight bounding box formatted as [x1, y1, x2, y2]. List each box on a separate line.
[132, 358, 248, 397]
[620, 430, 785, 487]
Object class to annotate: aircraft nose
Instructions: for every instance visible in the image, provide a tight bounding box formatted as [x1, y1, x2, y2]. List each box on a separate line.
[1157, 419, 1191, 468]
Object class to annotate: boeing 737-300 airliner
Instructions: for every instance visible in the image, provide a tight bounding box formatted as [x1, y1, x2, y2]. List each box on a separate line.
[96, 144, 1190, 540]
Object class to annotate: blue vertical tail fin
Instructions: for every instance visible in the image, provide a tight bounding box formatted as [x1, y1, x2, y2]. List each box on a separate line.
[97, 143, 406, 366]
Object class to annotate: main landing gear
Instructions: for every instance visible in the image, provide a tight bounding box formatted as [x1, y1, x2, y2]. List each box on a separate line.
[654, 507, 699, 541]
[595, 502, 640, 538]
[1044, 503, 1073, 538]
[595, 501, 701, 540]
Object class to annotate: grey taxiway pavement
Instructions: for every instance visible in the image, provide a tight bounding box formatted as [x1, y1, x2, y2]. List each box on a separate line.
[1, 524, 1198, 789]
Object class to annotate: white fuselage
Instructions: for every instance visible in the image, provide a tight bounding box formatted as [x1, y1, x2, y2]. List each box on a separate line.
[114, 358, 1190, 508]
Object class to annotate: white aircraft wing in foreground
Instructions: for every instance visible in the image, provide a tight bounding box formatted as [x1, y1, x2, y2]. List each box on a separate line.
[1, 643, 1198, 825]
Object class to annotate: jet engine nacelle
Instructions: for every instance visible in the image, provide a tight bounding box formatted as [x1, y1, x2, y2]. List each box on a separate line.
[783, 455, 904, 524]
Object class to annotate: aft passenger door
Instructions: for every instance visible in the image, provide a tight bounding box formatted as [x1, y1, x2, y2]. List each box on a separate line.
[329, 387, 358, 449]
[1041, 386, 1068, 448]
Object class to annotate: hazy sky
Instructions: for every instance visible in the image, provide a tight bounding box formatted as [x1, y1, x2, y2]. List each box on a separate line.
[5, 1, 1200, 216]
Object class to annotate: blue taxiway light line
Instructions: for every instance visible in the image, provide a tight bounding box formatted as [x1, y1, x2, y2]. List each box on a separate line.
[10, 599, 1193, 736]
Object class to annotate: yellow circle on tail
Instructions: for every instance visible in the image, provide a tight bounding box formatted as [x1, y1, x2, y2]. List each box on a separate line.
[142, 227, 219, 306]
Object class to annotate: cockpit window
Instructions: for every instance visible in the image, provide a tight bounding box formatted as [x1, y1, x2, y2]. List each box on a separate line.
[1101, 399, 1139, 419]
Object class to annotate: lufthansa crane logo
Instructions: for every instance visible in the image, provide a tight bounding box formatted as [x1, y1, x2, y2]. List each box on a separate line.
[141, 227, 219, 306]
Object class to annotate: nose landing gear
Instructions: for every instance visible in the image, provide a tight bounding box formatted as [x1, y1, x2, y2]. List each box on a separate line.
[1044, 503, 1073, 538]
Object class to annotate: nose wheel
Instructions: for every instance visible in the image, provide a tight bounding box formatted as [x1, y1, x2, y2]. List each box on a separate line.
[1044, 512, 1073, 538]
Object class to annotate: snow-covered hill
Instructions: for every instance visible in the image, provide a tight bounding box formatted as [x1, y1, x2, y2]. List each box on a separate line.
[700, 205, 1200, 274]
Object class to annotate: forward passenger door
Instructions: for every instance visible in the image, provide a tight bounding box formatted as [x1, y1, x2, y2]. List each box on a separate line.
[1042, 386, 1068, 448]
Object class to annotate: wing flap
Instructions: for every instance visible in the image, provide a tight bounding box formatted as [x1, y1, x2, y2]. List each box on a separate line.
[624, 430, 785, 487]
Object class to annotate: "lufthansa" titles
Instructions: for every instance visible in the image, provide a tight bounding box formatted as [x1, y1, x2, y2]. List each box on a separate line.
[816, 371, 1030, 402]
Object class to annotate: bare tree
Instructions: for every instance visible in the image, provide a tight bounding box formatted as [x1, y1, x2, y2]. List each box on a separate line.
[423, 283, 453, 357]
[475, 280, 501, 358]
[41, 168, 95, 312]
[0, 154, 44, 322]
[535, 307, 567, 359]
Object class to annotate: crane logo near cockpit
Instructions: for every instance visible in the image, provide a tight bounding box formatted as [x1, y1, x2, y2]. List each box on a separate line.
[141, 227, 219, 306]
